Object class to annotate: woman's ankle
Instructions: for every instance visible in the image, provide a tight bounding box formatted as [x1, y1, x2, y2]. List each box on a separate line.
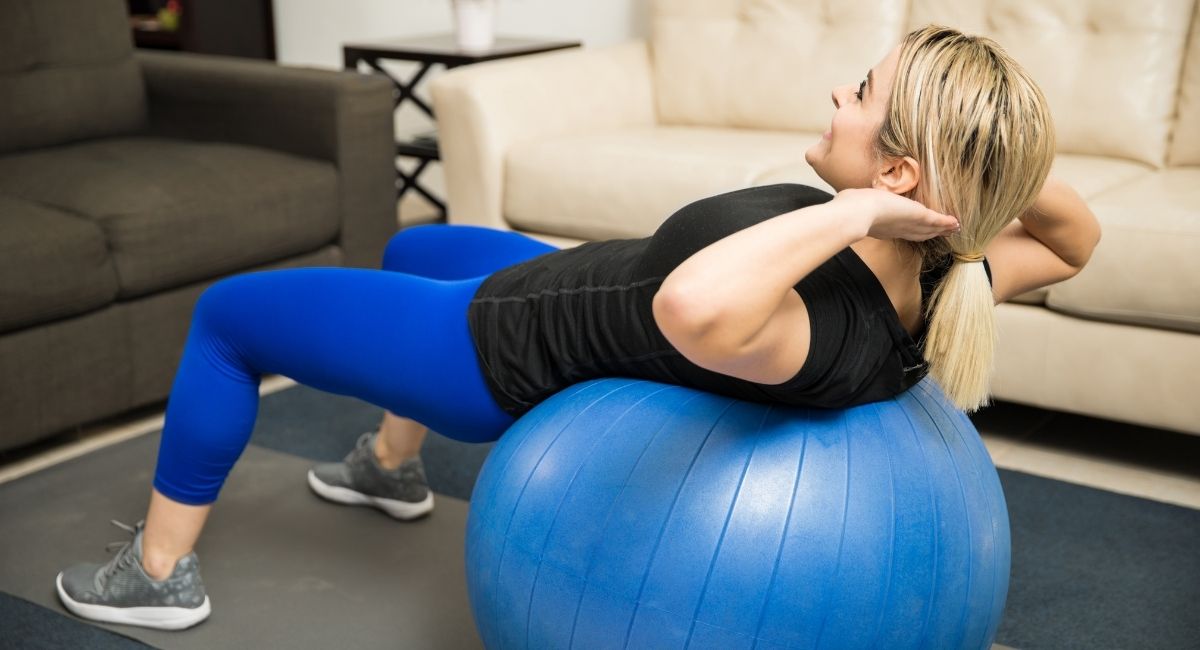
[139, 543, 182, 582]
[373, 433, 417, 470]
[141, 490, 212, 582]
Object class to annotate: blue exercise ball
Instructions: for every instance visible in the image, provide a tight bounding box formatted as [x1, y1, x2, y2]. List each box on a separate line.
[465, 378, 1009, 650]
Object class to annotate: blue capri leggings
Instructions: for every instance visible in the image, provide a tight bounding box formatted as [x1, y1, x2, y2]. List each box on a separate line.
[154, 225, 558, 505]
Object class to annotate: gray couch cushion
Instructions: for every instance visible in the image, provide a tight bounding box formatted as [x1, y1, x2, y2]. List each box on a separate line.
[0, 305, 131, 450]
[0, 137, 342, 298]
[0, 196, 120, 333]
[0, 0, 146, 155]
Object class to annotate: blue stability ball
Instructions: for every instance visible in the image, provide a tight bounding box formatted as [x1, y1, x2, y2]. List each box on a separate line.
[465, 378, 1010, 650]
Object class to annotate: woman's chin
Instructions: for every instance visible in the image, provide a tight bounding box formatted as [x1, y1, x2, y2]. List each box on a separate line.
[803, 144, 818, 164]
[803, 156, 834, 191]
[803, 148, 823, 175]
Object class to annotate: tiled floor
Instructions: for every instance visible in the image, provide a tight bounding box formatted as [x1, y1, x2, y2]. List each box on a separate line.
[3, 375, 1198, 513]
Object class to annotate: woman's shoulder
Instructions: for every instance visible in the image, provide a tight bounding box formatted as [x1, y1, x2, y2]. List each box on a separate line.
[693, 183, 834, 208]
[656, 183, 834, 235]
[637, 184, 835, 277]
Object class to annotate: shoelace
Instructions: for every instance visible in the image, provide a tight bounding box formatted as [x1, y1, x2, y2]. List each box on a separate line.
[100, 519, 144, 582]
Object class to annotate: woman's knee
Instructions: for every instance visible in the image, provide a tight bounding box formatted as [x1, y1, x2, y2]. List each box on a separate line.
[189, 273, 279, 352]
[194, 274, 255, 325]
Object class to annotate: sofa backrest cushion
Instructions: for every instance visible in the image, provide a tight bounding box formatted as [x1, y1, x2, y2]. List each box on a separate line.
[651, 0, 907, 132]
[1170, 2, 1200, 165]
[0, 0, 147, 155]
[907, 0, 1195, 168]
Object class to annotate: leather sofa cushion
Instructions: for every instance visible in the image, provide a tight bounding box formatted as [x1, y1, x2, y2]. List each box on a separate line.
[0, 0, 146, 155]
[987, 153, 1155, 307]
[0, 196, 120, 333]
[1044, 169, 1200, 333]
[0, 137, 341, 299]
[651, 0, 906, 132]
[907, 0, 1195, 168]
[992, 302, 1200, 435]
[1048, 154, 1153, 200]
[1170, 2, 1200, 165]
[504, 126, 824, 240]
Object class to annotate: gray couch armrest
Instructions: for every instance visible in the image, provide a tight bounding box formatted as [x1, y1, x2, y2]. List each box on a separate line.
[136, 50, 396, 268]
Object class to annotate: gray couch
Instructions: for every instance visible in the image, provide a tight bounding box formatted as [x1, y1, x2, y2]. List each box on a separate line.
[0, 0, 397, 451]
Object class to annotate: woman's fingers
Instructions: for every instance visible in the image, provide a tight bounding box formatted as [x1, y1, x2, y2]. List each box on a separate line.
[907, 210, 959, 241]
[929, 209, 959, 229]
[931, 210, 960, 235]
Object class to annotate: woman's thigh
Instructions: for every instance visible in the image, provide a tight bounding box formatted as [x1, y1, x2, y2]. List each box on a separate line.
[178, 267, 512, 441]
[380, 224, 558, 279]
[157, 268, 512, 503]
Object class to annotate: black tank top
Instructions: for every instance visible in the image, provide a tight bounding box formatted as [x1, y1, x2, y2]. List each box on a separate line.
[466, 184, 991, 417]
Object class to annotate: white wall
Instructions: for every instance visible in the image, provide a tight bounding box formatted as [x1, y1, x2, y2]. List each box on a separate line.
[274, 0, 649, 69]
[272, 0, 649, 221]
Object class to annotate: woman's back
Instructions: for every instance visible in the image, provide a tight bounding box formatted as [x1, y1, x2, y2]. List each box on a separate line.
[466, 183, 977, 417]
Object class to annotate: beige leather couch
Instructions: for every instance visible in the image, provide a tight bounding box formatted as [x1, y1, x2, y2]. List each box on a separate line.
[431, 0, 1200, 436]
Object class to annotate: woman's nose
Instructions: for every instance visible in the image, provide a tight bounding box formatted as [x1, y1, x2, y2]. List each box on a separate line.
[830, 83, 859, 108]
[831, 85, 850, 108]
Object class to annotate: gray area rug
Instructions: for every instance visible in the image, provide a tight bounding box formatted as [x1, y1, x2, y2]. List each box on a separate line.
[0, 432, 482, 650]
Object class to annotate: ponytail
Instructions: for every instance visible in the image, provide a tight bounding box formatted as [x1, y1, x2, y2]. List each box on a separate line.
[877, 25, 1055, 411]
[923, 254, 996, 411]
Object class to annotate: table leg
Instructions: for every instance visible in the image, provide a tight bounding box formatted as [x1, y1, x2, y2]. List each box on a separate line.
[396, 158, 448, 220]
[365, 58, 438, 118]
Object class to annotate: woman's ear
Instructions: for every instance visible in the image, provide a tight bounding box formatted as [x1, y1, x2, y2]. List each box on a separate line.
[873, 156, 921, 195]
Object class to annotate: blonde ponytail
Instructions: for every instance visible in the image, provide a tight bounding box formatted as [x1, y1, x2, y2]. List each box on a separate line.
[878, 26, 1055, 411]
[923, 255, 997, 411]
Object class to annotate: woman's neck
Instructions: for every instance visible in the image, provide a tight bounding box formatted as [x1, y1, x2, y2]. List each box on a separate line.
[851, 237, 927, 338]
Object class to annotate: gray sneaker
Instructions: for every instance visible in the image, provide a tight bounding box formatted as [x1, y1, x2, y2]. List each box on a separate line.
[56, 520, 211, 630]
[307, 432, 434, 520]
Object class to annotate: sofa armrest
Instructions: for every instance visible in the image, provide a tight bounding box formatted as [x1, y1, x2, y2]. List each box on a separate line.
[136, 50, 396, 268]
[430, 41, 656, 230]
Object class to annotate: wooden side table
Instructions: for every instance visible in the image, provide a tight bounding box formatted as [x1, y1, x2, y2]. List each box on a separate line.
[343, 34, 581, 220]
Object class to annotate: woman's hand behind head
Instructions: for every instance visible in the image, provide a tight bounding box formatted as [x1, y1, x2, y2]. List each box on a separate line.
[833, 188, 959, 242]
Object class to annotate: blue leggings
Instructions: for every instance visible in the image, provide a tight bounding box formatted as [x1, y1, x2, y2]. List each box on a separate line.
[154, 225, 558, 505]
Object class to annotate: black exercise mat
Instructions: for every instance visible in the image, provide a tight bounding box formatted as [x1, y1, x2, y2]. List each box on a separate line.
[0, 591, 153, 650]
[995, 470, 1200, 649]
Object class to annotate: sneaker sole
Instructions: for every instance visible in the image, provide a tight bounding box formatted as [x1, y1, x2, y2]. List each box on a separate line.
[307, 470, 434, 520]
[56, 572, 211, 630]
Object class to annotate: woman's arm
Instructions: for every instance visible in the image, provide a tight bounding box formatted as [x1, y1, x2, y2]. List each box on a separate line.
[984, 176, 1102, 303]
[653, 190, 958, 384]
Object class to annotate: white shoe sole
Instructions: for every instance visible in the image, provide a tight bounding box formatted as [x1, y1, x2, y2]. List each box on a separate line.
[56, 572, 211, 630]
[307, 470, 434, 520]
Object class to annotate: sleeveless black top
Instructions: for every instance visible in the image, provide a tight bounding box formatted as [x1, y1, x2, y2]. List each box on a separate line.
[466, 184, 991, 417]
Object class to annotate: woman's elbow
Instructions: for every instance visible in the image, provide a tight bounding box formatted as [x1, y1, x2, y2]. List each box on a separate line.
[652, 286, 713, 340]
[1073, 216, 1103, 271]
[654, 288, 753, 375]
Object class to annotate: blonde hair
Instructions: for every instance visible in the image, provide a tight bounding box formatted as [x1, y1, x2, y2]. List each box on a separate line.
[876, 25, 1055, 411]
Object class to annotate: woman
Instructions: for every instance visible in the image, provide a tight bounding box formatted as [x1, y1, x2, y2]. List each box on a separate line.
[57, 25, 1099, 630]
